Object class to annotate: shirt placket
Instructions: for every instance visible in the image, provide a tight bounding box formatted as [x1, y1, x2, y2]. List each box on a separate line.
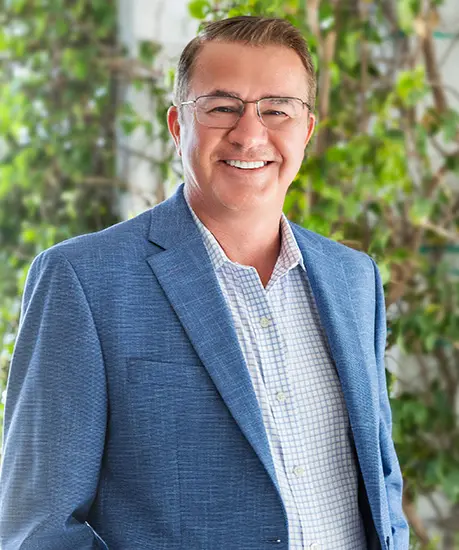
[268, 282, 324, 549]
[243, 275, 306, 548]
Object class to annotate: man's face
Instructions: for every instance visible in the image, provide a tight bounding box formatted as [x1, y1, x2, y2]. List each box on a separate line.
[168, 41, 315, 215]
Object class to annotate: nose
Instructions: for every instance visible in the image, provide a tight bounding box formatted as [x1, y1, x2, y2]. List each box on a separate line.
[227, 102, 269, 149]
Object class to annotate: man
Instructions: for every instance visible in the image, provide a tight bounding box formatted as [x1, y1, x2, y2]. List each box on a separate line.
[0, 15, 408, 550]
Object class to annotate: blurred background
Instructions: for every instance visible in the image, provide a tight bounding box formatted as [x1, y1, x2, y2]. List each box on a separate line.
[0, 0, 458, 548]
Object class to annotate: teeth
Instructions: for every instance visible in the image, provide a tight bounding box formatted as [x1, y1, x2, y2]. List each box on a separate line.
[225, 160, 267, 169]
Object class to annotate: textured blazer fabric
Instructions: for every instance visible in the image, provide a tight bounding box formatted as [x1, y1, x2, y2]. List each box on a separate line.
[0, 184, 409, 550]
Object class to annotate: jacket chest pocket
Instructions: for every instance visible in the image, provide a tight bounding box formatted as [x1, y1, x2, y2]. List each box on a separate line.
[126, 357, 219, 393]
[124, 358, 233, 439]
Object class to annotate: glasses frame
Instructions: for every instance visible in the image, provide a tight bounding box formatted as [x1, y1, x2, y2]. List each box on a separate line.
[179, 94, 313, 130]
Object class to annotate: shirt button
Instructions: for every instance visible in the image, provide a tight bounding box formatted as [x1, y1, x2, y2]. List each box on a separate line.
[309, 543, 321, 550]
[259, 316, 271, 328]
[276, 391, 287, 403]
[293, 465, 305, 477]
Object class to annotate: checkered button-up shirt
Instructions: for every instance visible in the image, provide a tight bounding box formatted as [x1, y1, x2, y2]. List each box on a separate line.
[186, 198, 367, 550]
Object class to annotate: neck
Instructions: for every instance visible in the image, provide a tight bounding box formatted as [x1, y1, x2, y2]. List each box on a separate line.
[185, 189, 283, 287]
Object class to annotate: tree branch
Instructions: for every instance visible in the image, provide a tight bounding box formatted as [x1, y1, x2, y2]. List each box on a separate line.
[418, 5, 448, 114]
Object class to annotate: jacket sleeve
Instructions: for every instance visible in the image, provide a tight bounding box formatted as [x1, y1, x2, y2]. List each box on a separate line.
[371, 258, 410, 550]
[0, 248, 108, 549]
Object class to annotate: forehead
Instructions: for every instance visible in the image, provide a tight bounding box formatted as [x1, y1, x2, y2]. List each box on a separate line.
[189, 41, 309, 99]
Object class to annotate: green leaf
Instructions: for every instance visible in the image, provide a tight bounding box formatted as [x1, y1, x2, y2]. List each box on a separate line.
[442, 469, 459, 503]
[378, 261, 391, 286]
[409, 198, 432, 224]
[340, 32, 359, 69]
[445, 154, 459, 173]
[138, 40, 161, 65]
[395, 67, 427, 106]
[9, 0, 28, 14]
[396, 0, 415, 33]
[188, 0, 210, 19]
[440, 110, 459, 142]
[56, 18, 69, 37]
[424, 332, 438, 352]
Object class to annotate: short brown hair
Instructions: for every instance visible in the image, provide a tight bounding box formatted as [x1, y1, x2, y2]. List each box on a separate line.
[174, 16, 316, 110]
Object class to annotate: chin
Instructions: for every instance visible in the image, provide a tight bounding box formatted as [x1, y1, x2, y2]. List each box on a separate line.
[216, 184, 275, 212]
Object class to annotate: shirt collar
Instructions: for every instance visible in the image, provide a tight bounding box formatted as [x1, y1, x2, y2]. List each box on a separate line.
[184, 189, 305, 277]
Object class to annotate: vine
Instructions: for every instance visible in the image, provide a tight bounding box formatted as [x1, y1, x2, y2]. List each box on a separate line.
[0, 0, 121, 424]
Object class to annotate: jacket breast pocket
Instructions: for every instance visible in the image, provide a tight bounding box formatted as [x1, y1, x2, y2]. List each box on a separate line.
[126, 357, 220, 395]
[115, 359, 220, 485]
[123, 358, 226, 456]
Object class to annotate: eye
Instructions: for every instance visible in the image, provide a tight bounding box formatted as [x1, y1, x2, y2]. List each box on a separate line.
[262, 109, 289, 117]
[210, 106, 239, 114]
[260, 99, 296, 118]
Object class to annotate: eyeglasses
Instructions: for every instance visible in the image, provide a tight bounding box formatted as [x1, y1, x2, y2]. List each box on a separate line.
[179, 95, 312, 130]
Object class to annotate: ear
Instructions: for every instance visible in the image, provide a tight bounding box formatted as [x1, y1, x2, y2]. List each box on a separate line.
[167, 106, 182, 156]
[304, 112, 316, 148]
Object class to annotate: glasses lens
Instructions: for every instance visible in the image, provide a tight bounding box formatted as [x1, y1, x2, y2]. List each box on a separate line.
[258, 98, 303, 129]
[195, 96, 243, 128]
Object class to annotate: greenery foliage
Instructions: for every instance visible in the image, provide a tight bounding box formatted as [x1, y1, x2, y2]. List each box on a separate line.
[0, 1, 120, 425]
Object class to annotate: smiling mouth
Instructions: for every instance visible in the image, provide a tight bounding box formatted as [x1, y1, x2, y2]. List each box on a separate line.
[223, 160, 271, 170]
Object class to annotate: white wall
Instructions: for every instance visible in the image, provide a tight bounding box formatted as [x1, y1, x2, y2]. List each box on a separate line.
[117, 0, 198, 218]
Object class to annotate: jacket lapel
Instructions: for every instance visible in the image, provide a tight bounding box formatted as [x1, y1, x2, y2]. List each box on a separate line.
[290, 224, 382, 519]
[146, 185, 279, 491]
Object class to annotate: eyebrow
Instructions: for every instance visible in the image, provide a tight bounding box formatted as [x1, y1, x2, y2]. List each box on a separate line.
[204, 89, 292, 100]
[205, 89, 244, 99]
